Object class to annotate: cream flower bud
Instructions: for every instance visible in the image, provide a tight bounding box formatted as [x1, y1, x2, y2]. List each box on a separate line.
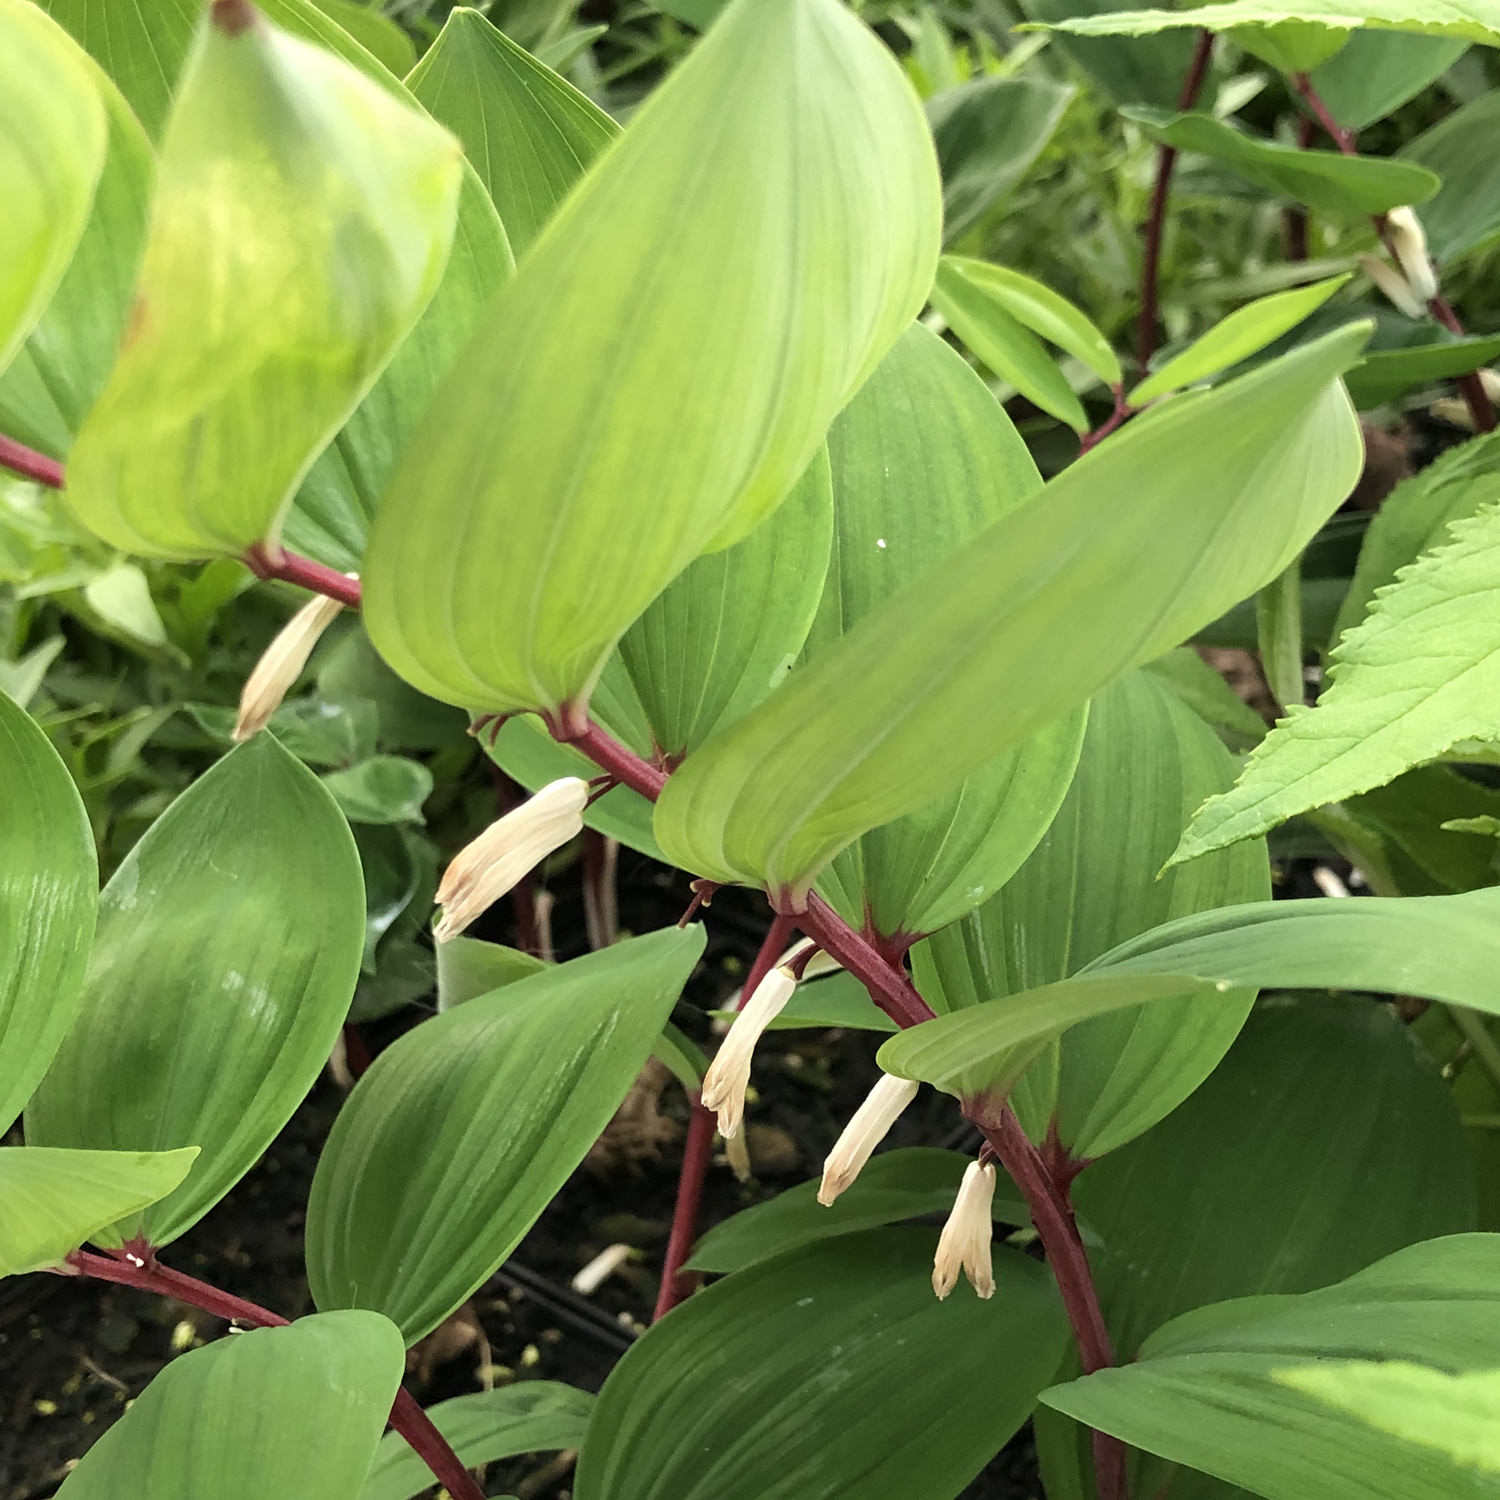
[1358, 252, 1424, 320]
[1385, 206, 1438, 303]
[932, 1160, 997, 1300]
[433, 778, 589, 942]
[818, 1074, 919, 1206]
[700, 965, 796, 1139]
[233, 592, 346, 741]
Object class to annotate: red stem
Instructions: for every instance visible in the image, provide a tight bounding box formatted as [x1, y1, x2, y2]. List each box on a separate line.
[0, 434, 65, 488]
[553, 716, 668, 800]
[1290, 72, 1354, 152]
[794, 894, 934, 1029]
[1137, 30, 1215, 372]
[652, 1099, 718, 1320]
[1078, 386, 1131, 457]
[62, 1249, 483, 1500]
[244, 542, 362, 608]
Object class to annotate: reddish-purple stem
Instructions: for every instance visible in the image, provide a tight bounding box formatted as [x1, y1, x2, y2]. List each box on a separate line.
[1078, 386, 1131, 456]
[1290, 72, 1354, 152]
[1137, 30, 1215, 372]
[63, 1249, 483, 1500]
[652, 1099, 719, 1320]
[552, 716, 669, 800]
[244, 542, 362, 608]
[794, 894, 934, 1029]
[0, 434, 65, 488]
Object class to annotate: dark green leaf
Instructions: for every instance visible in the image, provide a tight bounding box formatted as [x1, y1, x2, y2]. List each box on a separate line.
[1347, 332, 1500, 409]
[1311, 30, 1467, 131]
[306, 926, 705, 1342]
[321, 756, 434, 825]
[1016, 0, 1200, 108]
[436, 933, 547, 1010]
[26, 736, 367, 1247]
[1402, 88, 1500, 264]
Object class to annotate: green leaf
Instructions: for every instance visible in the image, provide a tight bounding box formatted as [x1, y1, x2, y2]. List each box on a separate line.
[306, 926, 705, 1343]
[1177, 500, 1500, 863]
[1402, 88, 1500, 267]
[0, 1146, 197, 1275]
[0, 686, 97, 1134]
[1070, 997, 1475, 1362]
[930, 259, 1091, 431]
[1346, 332, 1500, 409]
[1015, 0, 1200, 108]
[363, 0, 940, 722]
[1039, 0, 1500, 48]
[1133, 275, 1350, 404]
[804, 323, 1085, 937]
[0, 0, 107, 378]
[724, 970, 897, 1033]
[361, 1383, 594, 1500]
[941, 255, 1121, 387]
[26, 736, 367, 1247]
[1256, 557, 1305, 714]
[1332, 429, 1500, 650]
[436, 933, 548, 1010]
[1281, 1362, 1500, 1474]
[911, 669, 1269, 1159]
[929, 75, 1075, 243]
[574, 1229, 1068, 1500]
[64, 4, 462, 562]
[1043, 1234, 1500, 1500]
[654, 324, 1369, 906]
[408, 7, 616, 257]
[618, 449, 834, 757]
[54, 1311, 404, 1500]
[0, 33, 152, 460]
[1143, 647, 1268, 739]
[1123, 107, 1440, 217]
[321, 755, 434, 825]
[310, 0, 415, 75]
[1233, 18, 1350, 71]
[1310, 30, 1467, 131]
[686, 1148, 1030, 1274]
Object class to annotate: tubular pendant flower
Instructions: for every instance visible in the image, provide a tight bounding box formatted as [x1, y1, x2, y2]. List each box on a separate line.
[433, 777, 590, 942]
[932, 1159, 996, 1300]
[818, 1073, 919, 1206]
[699, 965, 797, 1139]
[233, 591, 348, 741]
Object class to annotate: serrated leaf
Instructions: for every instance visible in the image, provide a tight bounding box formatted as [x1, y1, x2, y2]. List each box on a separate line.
[361, 1384, 593, 1500]
[0, 686, 97, 1134]
[26, 736, 366, 1247]
[1039, 0, 1500, 48]
[0, 0, 107, 380]
[54, 1311, 404, 1500]
[1401, 88, 1500, 265]
[574, 1230, 1068, 1500]
[64, 4, 462, 562]
[654, 324, 1369, 906]
[0, 1146, 197, 1275]
[363, 0, 940, 723]
[305, 926, 705, 1343]
[1177, 500, 1500, 863]
[1133, 275, 1350, 404]
[408, 7, 615, 257]
[1123, 107, 1440, 217]
[912, 670, 1269, 1159]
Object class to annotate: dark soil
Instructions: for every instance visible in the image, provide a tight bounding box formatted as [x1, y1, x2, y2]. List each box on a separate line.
[0, 848, 1039, 1500]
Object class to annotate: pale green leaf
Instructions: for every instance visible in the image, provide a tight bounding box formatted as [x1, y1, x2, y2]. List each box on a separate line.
[654, 324, 1369, 905]
[361, 1384, 593, 1500]
[306, 926, 705, 1342]
[363, 0, 940, 722]
[1234, 18, 1351, 70]
[0, 1146, 197, 1275]
[0, 0, 107, 379]
[408, 7, 615, 257]
[26, 736, 367, 1247]
[54, 1311, 405, 1500]
[82, 561, 168, 648]
[64, 5, 462, 562]
[1143, 647, 1268, 739]
[1402, 89, 1500, 264]
[436, 933, 547, 1010]
[0, 686, 97, 1134]
[1177, 500, 1500, 863]
[574, 1230, 1068, 1500]
[1039, 0, 1500, 48]
[1133, 275, 1350, 404]
[310, 0, 415, 75]
[930, 259, 1090, 431]
[1123, 107, 1440, 216]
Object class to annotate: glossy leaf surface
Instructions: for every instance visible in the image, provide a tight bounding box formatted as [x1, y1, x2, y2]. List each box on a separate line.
[26, 737, 366, 1247]
[54, 1312, 404, 1500]
[1178, 501, 1500, 862]
[306, 926, 704, 1342]
[65, 4, 462, 561]
[913, 670, 1268, 1158]
[364, 0, 940, 721]
[408, 7, 615, 257]
[655, 325, 1368, 904]
[0, 1146, 197, 1275]
[362, 1384, 593, 1500]
[0, 687, 97, 1134]
[575, 1230, 1067, 1500]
